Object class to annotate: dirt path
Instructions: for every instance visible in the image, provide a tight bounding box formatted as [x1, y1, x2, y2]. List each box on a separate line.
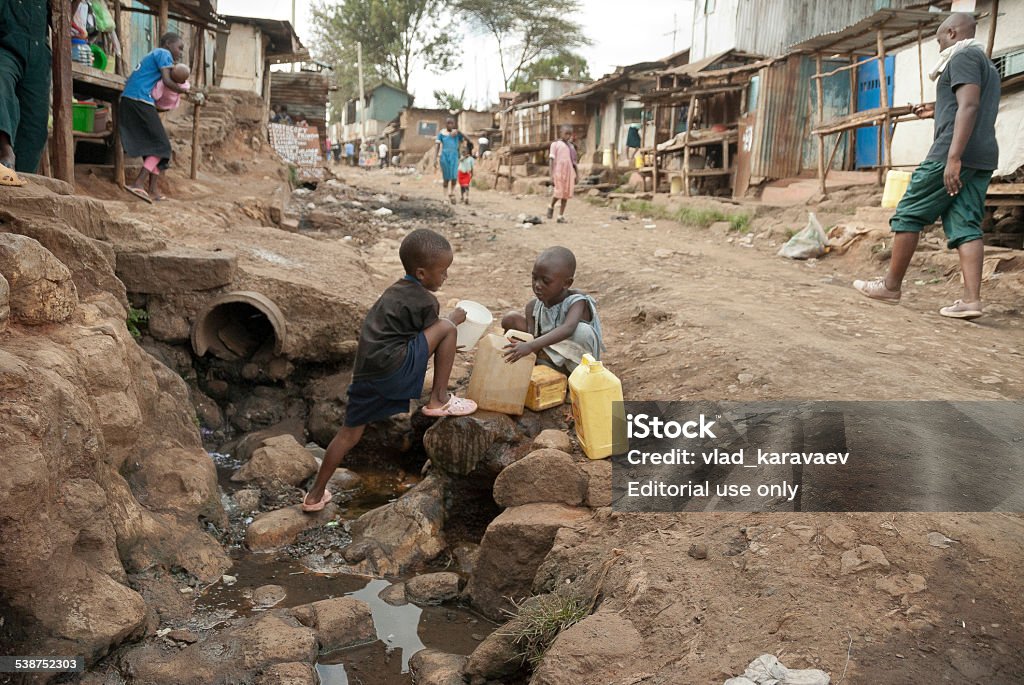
[347, 168, 1023, 403]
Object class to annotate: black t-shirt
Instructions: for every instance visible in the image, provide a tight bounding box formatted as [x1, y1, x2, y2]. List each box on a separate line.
[926, 46, 1001, 170]
[352, 278, 439, 381]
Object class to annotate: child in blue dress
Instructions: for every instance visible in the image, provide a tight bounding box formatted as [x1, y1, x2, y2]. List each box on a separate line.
[434, 117, 464, 204]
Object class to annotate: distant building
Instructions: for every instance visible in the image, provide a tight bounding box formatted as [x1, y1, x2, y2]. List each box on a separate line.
[339, 82, 413, 143]
[215, 16, 306, 97]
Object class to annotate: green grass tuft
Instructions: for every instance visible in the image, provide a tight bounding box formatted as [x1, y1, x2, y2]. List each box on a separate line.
[499, 593, 591, 668]
[614, 200, 751, 232]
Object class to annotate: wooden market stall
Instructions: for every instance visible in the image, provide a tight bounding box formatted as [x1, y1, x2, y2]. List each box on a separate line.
[49, 0, 222, 186]
[787, 8, 952, 194]
[641, 51, 768, 196]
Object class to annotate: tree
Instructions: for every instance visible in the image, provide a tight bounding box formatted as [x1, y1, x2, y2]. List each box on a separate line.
[311, 0, 460, 95]
[508, 50, 591, 92]
[457, 0, 590, 91]
[433, 88, 467, 110]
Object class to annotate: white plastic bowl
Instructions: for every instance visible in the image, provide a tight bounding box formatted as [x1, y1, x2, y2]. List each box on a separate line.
[455, 300, 493, 350]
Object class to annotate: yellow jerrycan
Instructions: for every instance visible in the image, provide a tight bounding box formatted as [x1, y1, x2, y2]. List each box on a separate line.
[466, 330, 536, 415]
[568, 354, 624, 459]
[881, 170, 912, 208]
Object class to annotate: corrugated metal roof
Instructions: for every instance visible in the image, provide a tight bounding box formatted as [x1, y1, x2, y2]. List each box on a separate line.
[663, 50, 764, 77]
[787, 8, 952, 56]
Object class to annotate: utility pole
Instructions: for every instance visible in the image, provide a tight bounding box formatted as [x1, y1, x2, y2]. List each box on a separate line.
[291, 0, 297, 72]
[357, 41, 367, 160]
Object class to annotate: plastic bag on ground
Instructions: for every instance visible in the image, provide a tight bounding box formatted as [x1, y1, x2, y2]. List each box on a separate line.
[778, 212, 828, 260]
[724, 654, 830, 685]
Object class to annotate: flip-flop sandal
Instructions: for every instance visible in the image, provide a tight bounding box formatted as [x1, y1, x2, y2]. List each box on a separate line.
[421, 395, 478, 418]
[0, 166, 26, 187]
[125, 186, 153, 204]
[939, 300, 983, 320]
[300, 489, 333, 513]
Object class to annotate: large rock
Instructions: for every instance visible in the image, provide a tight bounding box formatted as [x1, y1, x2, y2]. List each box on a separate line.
[255, 662, 318, 685]
[580, 460, 612, 508]
[409, 649, 468, 685]
[344, 474, 448, 576]
[0, 273, 9, 332]
[464, 627, 523, 681]
[492, 449, 587, 508]
[466, 503, 591, 621]
[124, 446, 225, 527]
[232, 434, 318, 486]
[246, 504, 339, 551]
[405, 572, 461, 605]
[115, 247, 238, 293]
[123, 612, 318, 684]
[423, 410, 518, 477]
[0, 232, 78, 324]
[291, 597, 375, 652]
[532, 429, 572, 452]
[529, 612, 644, 685]
[8, 214, 126, 306]
[840, 544, 890, 575]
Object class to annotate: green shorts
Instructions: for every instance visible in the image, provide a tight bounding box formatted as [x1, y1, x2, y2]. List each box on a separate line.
[890, 159, 992, 249]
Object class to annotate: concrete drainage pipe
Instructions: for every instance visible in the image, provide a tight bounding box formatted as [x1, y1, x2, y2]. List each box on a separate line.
[191, 291, 287, 361]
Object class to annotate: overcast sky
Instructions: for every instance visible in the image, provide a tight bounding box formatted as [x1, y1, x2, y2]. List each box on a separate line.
[218, 0, 694, 108]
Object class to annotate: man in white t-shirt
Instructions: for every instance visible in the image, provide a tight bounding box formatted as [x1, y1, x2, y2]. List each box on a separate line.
[378, 142, 389, 168]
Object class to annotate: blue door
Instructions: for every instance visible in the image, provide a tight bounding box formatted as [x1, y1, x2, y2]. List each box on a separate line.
[129, 1, 153, 71]
[855, 55, 895, 168]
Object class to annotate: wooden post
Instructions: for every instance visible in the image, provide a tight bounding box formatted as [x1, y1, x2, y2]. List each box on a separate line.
[262, 59, 272, 120]
[815, 53, 825, 195]
[112, 98, 125, 187]
[917, 28, 924, 104]
[847, 54, 857, 170]
[158, 0, 169, 38]
[682, 96, 695, 196]
[113, 0, 125, 76]
[877, 29, 891, 185]
[652, 104, 660, 193]
[986, 0, 999, 58]
[51, 0, 74, 184]
[190, 27, 205, 180]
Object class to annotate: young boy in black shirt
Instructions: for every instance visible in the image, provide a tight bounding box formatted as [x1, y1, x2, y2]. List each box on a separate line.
[303, 229, 477, 511]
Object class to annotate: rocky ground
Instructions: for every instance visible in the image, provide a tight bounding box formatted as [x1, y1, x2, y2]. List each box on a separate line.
[1, 88, 1022, 684]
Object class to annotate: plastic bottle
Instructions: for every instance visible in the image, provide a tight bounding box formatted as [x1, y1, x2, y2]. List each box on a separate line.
[568, 354, 624, 460]
[466, 330, 535, 415]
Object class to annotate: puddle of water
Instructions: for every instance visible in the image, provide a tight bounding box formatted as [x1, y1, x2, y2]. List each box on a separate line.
[197, 557, 491, 685]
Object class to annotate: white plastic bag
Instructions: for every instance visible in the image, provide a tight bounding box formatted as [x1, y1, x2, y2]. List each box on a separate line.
[777, 212, 828, 260]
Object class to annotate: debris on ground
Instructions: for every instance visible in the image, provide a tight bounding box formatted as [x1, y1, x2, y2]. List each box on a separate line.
[724, 654, 831, 685]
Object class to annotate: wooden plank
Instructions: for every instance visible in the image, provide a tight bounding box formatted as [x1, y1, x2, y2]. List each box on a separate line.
[877, 29, 891, 184]
[71, 63, 126, 95]
[847, 53, 857, 170]
[812, 57, 873, 80]
[52, 0, 75, 184]
[816, 54, 826, 195]
[190, 27, 205, 180]
[986, 183, 1024, 195]
[687, 168, 735, 177]
[681, 97, 695, 197]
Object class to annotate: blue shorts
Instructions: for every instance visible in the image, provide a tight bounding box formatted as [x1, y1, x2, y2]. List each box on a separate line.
[344, 332, 430, 426]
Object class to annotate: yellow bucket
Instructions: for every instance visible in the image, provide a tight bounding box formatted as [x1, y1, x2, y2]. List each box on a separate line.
[568, 354, 624, 459]
[881, 170, 912, 209]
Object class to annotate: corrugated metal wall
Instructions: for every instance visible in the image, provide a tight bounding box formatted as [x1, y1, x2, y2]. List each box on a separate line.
[734, 0, 926, 56]
[270, 71, 330, 147]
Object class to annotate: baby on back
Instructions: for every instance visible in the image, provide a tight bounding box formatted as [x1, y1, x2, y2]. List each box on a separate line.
[152, 63, 190, 112]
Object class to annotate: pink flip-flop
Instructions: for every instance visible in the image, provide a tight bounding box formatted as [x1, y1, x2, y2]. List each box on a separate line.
[421, 395, 478, 418]
[301, 489, 332, 513]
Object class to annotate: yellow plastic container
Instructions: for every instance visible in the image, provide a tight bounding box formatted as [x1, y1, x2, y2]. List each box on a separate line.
[602, 148, 613, 167]
[634, 152, 644, 169]
[568, 354, 624, 460]
[525, 365, 567, 412]
[881, 170, 912, 208]
[466, 330, 536, 415]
